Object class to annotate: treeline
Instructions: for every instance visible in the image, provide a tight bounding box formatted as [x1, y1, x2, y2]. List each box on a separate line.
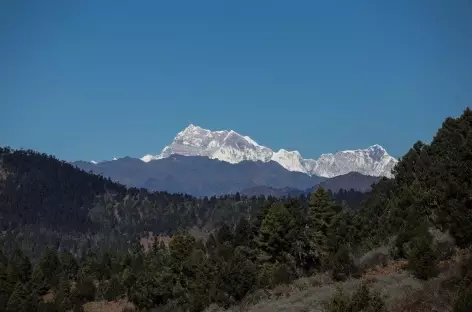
[0, 186, 363, 312]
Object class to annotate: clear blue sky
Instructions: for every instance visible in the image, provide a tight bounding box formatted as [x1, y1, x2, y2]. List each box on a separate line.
[1, 0, 471, 161]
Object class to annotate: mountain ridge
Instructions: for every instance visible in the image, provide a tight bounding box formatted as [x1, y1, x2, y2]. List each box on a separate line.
[74, 154, 326, 197]
[139, 124, 397, 178]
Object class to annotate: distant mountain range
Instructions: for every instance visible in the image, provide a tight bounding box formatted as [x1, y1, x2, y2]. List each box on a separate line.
[74, 155, 383, 197]
[139, 124, 397, 178]
[75, 124, 396, 196]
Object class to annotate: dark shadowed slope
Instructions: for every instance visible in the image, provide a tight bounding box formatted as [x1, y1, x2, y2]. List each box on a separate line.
[74, 154, 325, 196]
[317, 172, 381, 193]
[240, 171, 381, 197]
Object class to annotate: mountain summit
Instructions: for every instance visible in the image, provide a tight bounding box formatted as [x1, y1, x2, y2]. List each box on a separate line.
[141, 125, 397, 178]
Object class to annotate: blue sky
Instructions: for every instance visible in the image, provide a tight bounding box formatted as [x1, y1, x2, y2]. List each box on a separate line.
[1, 0, 471, 161]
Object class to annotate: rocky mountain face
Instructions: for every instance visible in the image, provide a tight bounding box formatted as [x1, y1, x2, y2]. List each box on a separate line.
[141, 125, 397, 178]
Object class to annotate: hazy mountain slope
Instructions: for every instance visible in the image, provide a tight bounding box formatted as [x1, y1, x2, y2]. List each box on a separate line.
[240, 172, 381, 197]
[75, 154, 325, 196]
[240, 186, 304, 197]
[317, 172, 381, 193]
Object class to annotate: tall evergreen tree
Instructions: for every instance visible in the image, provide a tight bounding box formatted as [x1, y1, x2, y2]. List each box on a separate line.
[12, 248, 32, 284]
[39, 248, 61, 288]
[59, 252, 78, 280]
[7, 282, 33, 312]
[259, 202, 296, 261]
[31, 264, 49, 296]
[308, 187, 337, 236]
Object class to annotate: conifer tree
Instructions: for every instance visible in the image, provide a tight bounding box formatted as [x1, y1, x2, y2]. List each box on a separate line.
[0, 263, 14, 311]
[407, 225, 438, 280]
[259, 202, 296, 261]
[55, 276, 72, 312]
[7, 282, 29, 312]
[31, 264, 49, 296]
[59, 252, 78, 280]
[39, 248, 61, 288]
[12, 248, 32, 284]
[308, 187, 337, 236]
[308, 187, 339, 256]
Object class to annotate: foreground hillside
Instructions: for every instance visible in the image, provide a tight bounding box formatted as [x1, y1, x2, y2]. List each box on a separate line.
[1, 108, 472, 312]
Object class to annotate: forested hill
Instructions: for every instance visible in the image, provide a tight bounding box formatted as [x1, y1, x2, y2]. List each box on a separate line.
[0, 146, 362, 259]
[0, 147, 271, 257]
[354, 107, 472, 250]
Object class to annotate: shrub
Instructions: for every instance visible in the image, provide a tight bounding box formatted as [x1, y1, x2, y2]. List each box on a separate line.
[454, 254, 472, 312]
[390, 231, 412, 260]
[122, 303, 136, 312]
[359, 246, 390, 271]
[272, 262, 294, 286]
[331, 245, 360, 281]
[272, 284, 291, 298]
[430, 228, 455, 261]
[459, 252, 472, 285]
[37, 302, 58, 312]
[327, 286, 350, 312]
[350, 283, 386, 312]
[407, 229, 438, 280]
[103, 276, 126, 301]
[256, 263, 274, 288]
[72, 305, 84, 312]
[73, 276, 96, 303]
[327, 283, 387, 312]
[256, 262, 295, 288]
[453, 284, 472, 312]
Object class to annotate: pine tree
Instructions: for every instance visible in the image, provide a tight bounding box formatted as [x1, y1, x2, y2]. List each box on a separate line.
[407, 225, 438, 280]
[0, 251, 8, 266]
[39, 248, 61, 288]
[233, 217, 253, 247]
[103, 276, 125, 301]
[0, 263, 14, 311]
[169, 231, 195, 267]
[331, 245, 359, 281]
[31, 265, 49, 296]
[308, 187, 338, 255]
[55, 276, 72, 312]
[259, 202, 296, 261]
[12, 248, 32, 284]
[309, 187, 337, 231]
[7, 282, 29, 312]
[59, 252, 78, 280]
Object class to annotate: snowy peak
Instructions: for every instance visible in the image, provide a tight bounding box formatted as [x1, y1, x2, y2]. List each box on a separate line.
[271, 149, 306, 173]
[141, 124, 397, 178]
[309, 145, 396, 178]
[142, 124, 272, 164]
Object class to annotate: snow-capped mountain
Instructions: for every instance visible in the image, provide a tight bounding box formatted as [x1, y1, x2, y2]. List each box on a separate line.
[141, 125, 397, 178]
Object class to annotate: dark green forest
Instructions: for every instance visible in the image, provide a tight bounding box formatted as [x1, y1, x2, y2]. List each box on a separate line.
[0, 146, 364, 260]
[1, 108, 472, 311]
